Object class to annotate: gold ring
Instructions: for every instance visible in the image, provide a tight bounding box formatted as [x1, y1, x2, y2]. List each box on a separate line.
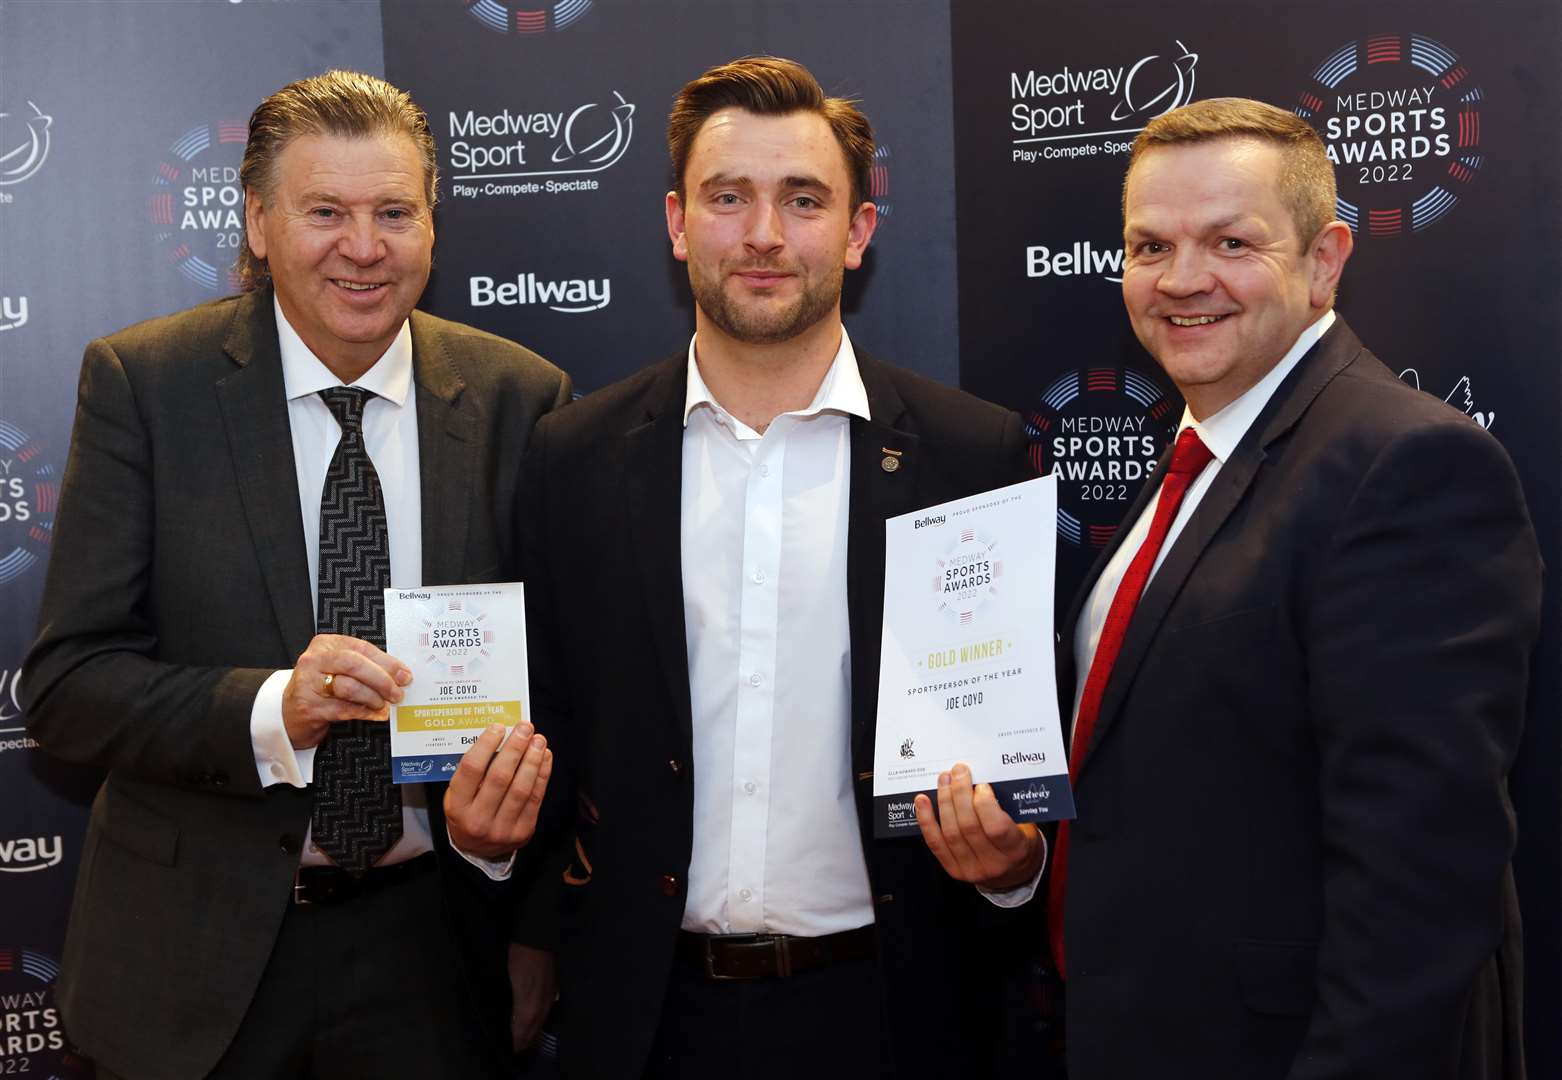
[321, 673, 335, 693]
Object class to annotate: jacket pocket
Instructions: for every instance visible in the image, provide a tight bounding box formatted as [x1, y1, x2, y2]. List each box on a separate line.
[97, 782, 179, 866]
[1236, 938, 1317, 1016]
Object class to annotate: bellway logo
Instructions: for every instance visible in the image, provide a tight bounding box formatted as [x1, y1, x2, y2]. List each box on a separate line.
[465, 0, 592, 35]
[470, 272, 610, 313]
[0, 835, 62, 873]
[1011, 40, 1197, 164]
[149, 119, 248, 291]
[0, 100, 52, 188]
[1027, 240, 1123, 282]
[448, 91, 634, 198]
[1295, 34, 1484, 238]
[0, 296, 27, 331]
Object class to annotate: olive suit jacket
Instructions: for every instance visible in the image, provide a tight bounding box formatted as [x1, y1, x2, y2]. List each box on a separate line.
[24, 287, 572, 1079]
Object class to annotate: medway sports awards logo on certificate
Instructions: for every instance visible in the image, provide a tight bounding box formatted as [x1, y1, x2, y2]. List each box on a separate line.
[384, 583, 531, 783]
[874, 478, 1074, 837]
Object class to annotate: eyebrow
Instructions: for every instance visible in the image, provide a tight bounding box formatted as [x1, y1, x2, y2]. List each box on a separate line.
[696, 173, 834, 195]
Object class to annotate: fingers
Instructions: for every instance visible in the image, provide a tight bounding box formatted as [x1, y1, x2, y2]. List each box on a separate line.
[282, 634, 413, 748]
[916, 763, 1037, 887]
[445, 722, 553, 858]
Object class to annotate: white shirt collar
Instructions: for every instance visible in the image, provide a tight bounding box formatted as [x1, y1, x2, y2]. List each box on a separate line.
[1183, 309, 1336, 463]
[274, 295, 414, 407]
[681, 325, 872, 435]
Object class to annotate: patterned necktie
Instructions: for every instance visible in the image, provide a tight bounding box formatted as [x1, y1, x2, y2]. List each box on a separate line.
[1047, 427, 1214, 977]
[310, 386, 402, 873]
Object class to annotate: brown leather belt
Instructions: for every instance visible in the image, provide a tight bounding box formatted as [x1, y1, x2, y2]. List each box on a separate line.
[676, 926, 876, 980]
[292, 853, 436, 905]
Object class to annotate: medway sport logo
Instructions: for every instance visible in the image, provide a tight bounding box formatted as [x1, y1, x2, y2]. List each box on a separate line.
[0, 101, 52, 188]
[1295, 33, 1485, 238]
[149, 119, 248, 291]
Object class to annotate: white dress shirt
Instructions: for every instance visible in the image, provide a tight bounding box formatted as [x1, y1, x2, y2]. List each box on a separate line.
[248, 299, 507, 877]
[679, 328, 876, 935]
[1070, 310, 1336, 732]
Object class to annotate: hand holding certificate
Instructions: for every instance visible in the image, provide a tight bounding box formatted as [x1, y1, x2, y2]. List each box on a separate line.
[384, 583, 552, 858]
[874, 477, 1075, 847]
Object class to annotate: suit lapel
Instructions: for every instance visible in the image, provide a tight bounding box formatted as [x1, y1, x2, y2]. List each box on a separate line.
[626, 358, 695, 749]
[846, 357, 921, 771]
[409, 313, 477, 587]
[1074, 318, 1366, 776]
[215, 289, 315, 660]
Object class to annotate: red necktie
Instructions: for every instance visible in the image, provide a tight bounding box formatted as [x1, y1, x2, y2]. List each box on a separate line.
[1047, 427, 1215, 978]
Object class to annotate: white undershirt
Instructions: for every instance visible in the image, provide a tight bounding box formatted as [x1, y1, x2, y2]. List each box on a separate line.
[1070, 311, 1336, 734]
[678, 327, 876, 935]
[247, 298, 507, 877]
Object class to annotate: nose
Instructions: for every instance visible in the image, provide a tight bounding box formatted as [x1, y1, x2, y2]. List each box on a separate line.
[337, 213, 385, 266]
[1156, 247, 1214, 298]
[743, 201, 784, 255]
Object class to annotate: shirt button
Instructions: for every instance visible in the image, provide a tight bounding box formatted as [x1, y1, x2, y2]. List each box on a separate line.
[752, 568, 766, 584]
[739, 888, 753, 902]
[744, 781, 757, 794]
[749, 672, 763, 687]
[269, 764, 285, 779]
[758, 463, 770, 477]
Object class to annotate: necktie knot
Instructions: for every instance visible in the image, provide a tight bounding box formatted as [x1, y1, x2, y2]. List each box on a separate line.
[319, 386, 371, 436]
[1166, 426, 1214, 477]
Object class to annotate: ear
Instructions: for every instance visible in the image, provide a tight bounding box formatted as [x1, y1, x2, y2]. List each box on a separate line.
[843, 200, 879, 271]
[244, 188, 268, 261]
[665, 190, 688, 263]
[1307, 220, 1353, 308]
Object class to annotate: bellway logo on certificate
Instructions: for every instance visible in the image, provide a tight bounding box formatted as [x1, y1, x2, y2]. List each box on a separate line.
[384, 583, 530, 783]
[873, 477, 1074, 837]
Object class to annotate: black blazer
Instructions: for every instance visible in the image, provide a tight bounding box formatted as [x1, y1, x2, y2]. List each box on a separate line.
[23, 288, 572, 1079]
[518, 350, 1036, 1079]
[1054, 317, 1541, 1079]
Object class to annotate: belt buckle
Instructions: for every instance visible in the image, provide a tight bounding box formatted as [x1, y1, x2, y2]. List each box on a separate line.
[702, 933, 793, 980]
[292, 869, 313, 906]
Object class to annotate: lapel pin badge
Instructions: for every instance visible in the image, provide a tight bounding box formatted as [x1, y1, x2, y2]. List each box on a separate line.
[881, 447, 903, 473]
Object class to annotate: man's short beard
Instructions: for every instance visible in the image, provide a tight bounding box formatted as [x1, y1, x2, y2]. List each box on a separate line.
[688, 264, 843, 345]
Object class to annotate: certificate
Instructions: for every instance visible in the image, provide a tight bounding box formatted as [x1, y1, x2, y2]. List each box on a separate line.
[383, 582, 530, 784]
[873, 477, 1074, 837]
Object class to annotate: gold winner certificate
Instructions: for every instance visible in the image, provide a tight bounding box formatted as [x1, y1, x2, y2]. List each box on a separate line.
[873, 477, 1074, 837]
[383, 582, 530, 784]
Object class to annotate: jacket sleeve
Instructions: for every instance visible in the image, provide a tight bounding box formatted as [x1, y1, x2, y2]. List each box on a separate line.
[22, 338, 269, 795]
[1289, 419, 1541, 1077]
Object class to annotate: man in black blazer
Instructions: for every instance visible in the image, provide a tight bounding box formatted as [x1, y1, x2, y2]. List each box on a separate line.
[1049, 97, 1541, 1078]
[516, 57, 1042, 1078]
[23, 72, 566, 1079]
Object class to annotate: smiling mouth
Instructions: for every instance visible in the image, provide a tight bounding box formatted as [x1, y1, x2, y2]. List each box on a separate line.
[333, 279, 386, 293]
[1168, 314, 1227, 327]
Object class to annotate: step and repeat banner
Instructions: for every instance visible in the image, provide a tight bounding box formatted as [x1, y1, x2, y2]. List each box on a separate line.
[1, 0, 1556, 1074]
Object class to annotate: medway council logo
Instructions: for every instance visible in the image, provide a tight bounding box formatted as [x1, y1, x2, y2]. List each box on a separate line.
[1295, 33, 1485, 238]
[150, 120, 249, 291]
[465, 0, 592, 35]
[1025, 366, 1177, 548]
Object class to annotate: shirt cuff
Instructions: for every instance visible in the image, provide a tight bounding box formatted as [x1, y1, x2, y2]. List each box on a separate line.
[250, 669, 317, 788]
[977, 831, 1048, 908]
[447, 825, 516, 881]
